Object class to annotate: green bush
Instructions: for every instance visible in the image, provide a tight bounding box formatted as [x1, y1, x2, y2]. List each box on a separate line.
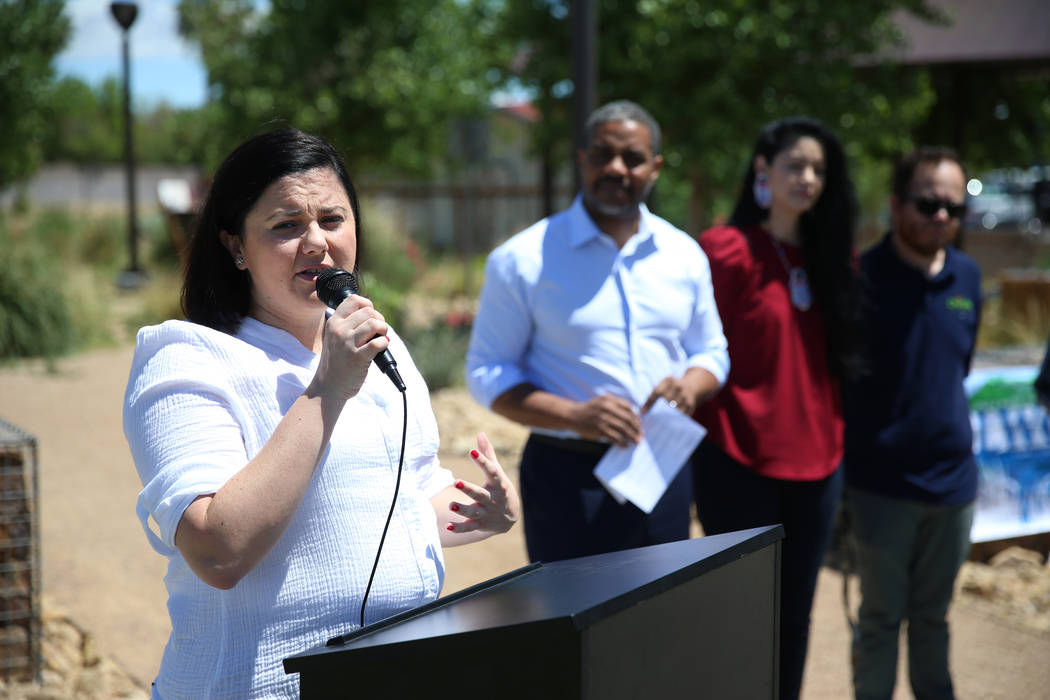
[0, 208, 125, 361]
[359, 201, 419, 291]
[0, 227, 76, 362]
[78, 213, 125, 268]
[31, 207, 78, 254]
[353, 199, 429, 329]
[355, 273, 405, 331]
[27, 207, 126, 270]
[0, 199, 457, 363]
[399, 321, 472, 391]
[124, 271, 184, 336]
[143, 210, 182, 266]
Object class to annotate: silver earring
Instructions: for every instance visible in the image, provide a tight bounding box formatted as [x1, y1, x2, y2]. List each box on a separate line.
[753, 172, 772, 209]
[234, 255, 245, 267]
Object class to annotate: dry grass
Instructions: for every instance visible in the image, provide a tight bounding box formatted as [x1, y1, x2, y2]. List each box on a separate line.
[978, 294, 1050, 350]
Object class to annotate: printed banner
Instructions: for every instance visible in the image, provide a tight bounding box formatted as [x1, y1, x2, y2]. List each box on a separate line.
[967, 365, 1050, 542]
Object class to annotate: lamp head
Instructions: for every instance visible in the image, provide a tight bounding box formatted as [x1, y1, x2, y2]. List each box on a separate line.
[110, 2, 138, 30]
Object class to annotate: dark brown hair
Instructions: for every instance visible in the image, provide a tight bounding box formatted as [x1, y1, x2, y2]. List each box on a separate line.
[892, 146, 968, 200]
[730, 116, 863, 381]
[181, 128, 361, 333]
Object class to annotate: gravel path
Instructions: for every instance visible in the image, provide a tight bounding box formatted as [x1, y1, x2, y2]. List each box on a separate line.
[0, 344, 1046, 698]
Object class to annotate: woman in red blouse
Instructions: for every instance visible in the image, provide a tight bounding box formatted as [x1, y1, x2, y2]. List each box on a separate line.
[692, 116, 862, 700]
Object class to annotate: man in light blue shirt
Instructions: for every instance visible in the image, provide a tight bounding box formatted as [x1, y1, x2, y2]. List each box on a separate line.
[466, 100, 728, 562]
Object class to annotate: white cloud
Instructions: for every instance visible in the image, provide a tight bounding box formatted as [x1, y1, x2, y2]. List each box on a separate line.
[59, 0, 200, 62]
[55, 0, 208, 108]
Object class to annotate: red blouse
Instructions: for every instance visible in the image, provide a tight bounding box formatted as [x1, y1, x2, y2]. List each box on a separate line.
[694, 224, 842, 481]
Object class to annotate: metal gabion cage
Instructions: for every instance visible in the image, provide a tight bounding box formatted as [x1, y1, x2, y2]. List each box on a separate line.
[0, 418, 40, 682]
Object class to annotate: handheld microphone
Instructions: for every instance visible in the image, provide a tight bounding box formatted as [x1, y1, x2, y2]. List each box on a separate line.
[315, 267, 407, 393]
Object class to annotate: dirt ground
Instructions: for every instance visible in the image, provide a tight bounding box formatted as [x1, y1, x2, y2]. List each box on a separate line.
[1, 343, 1048, 699]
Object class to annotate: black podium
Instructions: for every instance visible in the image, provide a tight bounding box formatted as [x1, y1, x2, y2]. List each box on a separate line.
[285, 525, 782, 699]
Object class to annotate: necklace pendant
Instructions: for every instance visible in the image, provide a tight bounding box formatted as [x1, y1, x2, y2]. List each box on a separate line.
[789, 267, 812, 311]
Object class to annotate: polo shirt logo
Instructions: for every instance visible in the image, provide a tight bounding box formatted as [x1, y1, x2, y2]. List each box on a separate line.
[946, 295, 974, 312]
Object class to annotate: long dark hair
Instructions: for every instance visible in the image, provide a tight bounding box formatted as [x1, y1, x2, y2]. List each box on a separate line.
[181, 127, 361, 333]
[729, 116, 863, 381]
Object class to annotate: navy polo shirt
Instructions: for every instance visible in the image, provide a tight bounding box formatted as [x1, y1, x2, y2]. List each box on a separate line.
[843, 234, 981, 505]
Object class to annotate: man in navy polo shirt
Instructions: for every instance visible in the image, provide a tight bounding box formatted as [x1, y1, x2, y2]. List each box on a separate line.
[843, 146, 980, 700]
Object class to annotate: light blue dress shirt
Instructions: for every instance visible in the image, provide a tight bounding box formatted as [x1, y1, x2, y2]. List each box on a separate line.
[466, 196, 729, 436]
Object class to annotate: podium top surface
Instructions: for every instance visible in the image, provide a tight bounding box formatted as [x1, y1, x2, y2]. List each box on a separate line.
[285, 525, 782, 673]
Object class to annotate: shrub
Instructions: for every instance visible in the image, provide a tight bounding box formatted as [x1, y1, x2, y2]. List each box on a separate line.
[78, 212, 125, 268]
[0, 226, 76, 362]
[356, 272, 406, 331]
[0, 208, 125, 362]
[399, 320, 473, 391]
[977, 294, 1050, 349]
[31, 207, 78, 255]
[124, 270, 183, 337]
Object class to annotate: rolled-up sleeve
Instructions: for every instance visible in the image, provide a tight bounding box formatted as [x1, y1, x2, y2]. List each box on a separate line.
[683, 250, 729, 386]
[465, 249, 534, 408]
[124, 329, 245, 555]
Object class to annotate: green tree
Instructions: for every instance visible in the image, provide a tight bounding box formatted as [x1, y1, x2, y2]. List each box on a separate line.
[469, 0, 576, 215]
[915, 68, 1050, 173]
[136, 101, 225, 166]
[481, 0, 941, 232]
[41, 76, 220, 166]
[177, 0, 496, 173]
[0, 0, 71, 188]
[41, 77, 123, 164]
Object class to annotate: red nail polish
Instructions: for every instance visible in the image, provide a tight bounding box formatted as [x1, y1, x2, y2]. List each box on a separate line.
[446, 523, 455, 531]
[456, 480, 465, 489]
[470, 449, 479, 459]
[450, 503, 460, 512]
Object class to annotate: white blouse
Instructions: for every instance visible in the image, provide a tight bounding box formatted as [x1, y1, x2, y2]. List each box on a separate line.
[124, 317, 453, 699]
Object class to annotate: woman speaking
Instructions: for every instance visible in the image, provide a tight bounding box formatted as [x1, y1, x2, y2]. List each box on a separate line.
[124, 128, 520, 699]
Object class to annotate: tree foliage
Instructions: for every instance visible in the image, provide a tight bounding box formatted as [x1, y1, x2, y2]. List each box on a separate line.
[177, 0, 496, 173]
[41, 77, 123, 164]
[40, 76, 222, 166]
[916, 68, 1050, 172]
[628, 0, 941, 220]
[479, 0, 944, 230]
[485, 1, 1050, 231]
[470, 0, 577, 210]
[0, 0, 70, 188]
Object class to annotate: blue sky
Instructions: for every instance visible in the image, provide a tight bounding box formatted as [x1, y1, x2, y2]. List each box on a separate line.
[54, 0, 209, 110]
[53, 1, 525, 111]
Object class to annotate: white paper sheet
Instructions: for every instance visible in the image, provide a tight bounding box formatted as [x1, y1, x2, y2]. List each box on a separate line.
[592, 400, 706, 513]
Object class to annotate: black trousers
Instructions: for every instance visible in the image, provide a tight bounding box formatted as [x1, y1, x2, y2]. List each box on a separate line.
[692, 439, 844, 700]
[519, 433, 693, 563]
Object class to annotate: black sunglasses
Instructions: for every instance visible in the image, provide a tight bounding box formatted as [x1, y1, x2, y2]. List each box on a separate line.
[906, 195, 967, 219]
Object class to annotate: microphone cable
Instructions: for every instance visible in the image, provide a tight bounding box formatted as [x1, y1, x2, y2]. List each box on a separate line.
[313, 267, 410, 627]
[359, 388, 408, 629]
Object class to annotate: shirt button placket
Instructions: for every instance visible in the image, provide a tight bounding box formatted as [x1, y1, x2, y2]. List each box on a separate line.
[616, 257, 643, 399]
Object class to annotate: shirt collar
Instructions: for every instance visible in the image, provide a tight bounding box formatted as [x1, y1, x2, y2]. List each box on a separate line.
[237, 315, 319, 366]
[567, 194, 655, 251]
[878, 232, 956, 287]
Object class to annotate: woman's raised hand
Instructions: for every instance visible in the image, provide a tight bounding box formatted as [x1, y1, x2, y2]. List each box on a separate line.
[446, 432, 521, 535]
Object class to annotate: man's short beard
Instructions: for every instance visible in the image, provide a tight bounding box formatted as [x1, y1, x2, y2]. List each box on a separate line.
[584, 180, 655, 220]
[896, 221, 954, 258]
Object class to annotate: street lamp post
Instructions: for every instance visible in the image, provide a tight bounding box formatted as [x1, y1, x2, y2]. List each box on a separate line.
[110, 2, 144, 288]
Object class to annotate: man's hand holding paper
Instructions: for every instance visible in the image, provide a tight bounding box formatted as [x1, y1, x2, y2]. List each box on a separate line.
[593, 399, 706, 513]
